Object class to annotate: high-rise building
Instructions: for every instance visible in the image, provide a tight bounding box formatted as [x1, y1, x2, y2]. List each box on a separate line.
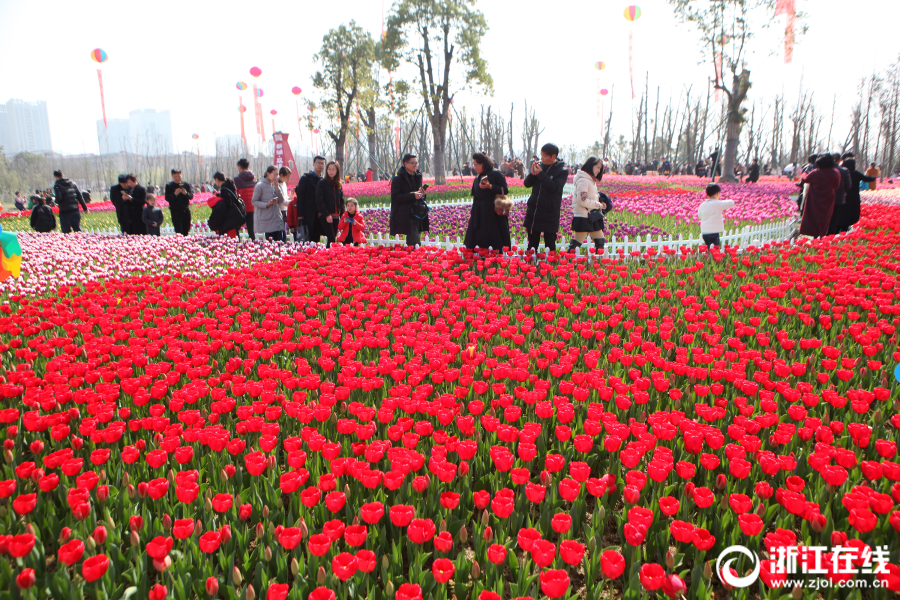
[96, 109, 173, 155]
[0, 99, 53, 154]
[97, 118, 131, 154]
[128, 109, 173, 154]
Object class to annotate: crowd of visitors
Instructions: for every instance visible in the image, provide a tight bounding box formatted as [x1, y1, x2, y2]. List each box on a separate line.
[18, 144, 890, 254]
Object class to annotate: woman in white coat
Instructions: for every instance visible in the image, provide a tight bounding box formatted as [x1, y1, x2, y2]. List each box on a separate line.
[568, 156, 612, 253]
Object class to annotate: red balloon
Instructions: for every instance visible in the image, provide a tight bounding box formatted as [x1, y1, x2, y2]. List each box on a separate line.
[250, 66, 262, 77]
[292, 86, 302, 95]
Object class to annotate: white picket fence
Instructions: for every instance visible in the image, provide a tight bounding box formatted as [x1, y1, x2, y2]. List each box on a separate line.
[359, 217, 797, 258]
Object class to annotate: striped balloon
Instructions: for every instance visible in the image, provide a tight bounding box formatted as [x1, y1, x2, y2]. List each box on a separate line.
[624, 5, 641, 21]
[256, 89, 264, 98]
[90, 48, 108, 63]
[595, 61, 606, 71]
[236, 82, 247, 91]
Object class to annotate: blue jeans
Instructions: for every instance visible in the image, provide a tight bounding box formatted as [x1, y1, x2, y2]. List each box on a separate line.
[60, 211, 81, 233]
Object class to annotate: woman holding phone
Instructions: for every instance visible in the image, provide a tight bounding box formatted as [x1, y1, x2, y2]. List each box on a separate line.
[252, 166, 285, 242]
[464, 152, 510, 251]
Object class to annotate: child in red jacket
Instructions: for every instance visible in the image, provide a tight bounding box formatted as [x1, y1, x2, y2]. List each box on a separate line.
[336, 198, 366, 246]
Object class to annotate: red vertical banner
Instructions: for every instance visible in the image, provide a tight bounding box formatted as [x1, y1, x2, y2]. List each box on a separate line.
[775, 0, 795, 63]
[273, 133, 301, 188]
[239, 98, 247, 148]
[296, 100, 303, 141]
[252, 85, 262, 137]
[629, 32, 635, 100]
[97, 69, 108, 129]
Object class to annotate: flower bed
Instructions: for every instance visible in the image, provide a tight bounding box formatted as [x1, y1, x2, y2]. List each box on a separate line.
[0, 211, 899, 599]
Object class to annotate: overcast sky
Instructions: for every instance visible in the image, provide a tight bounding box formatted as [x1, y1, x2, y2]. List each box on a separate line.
[1, 0, 898, 157]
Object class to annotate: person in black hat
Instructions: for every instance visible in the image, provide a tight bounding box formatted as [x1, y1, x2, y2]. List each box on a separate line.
[110, 174, 130, 234]
[165, 169, 194, 235]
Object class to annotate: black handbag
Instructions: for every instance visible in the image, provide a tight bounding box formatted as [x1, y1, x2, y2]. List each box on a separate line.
[587, 210, 604, 225]
[411, 197, 429, 220]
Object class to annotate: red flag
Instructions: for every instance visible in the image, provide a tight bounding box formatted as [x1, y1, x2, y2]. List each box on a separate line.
[97, 69, 108, 129]
[775, 0, 795, 63]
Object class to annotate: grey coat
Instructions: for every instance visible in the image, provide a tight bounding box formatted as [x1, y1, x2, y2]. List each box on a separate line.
[252, 181, 284, 234]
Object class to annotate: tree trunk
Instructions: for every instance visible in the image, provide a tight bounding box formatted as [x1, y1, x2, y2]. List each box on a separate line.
[431, 113, 448, 185]
[717, 70, 751, 183]
[365, 107, 378, 180]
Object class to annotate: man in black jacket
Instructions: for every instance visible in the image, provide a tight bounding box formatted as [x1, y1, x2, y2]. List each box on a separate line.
[123, 174, 147, 235]
[109, 175, 130, 234]
[523, 143, 567, 252]
[390, 154, 427, 247]
[165, 169, 194, 235]
[293, 156, 325, 242]
[30, 196, 57, 232]
[52, 170, 88, 233]
[829, 153, 853, 235]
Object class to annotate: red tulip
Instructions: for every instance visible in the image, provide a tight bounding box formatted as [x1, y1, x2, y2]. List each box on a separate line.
[332, 553, 358, 581]
[82, 554, 109, 582]
[551, 513, 572, 534]
[432, 558, 455, 583]
[344, 525, 367, 547]
[8, 534, 35, 558]
[308, 533, 332, 557]
[149, 584, 168, 600]
[390, 505, 414, 527]
[279, 527, 303, 550]
[601, 550, 625, 578]
[360, 501, 384, 524]
[487, 544, 507, 564]
[395, 583, 423, 600]
[356, 549, 376, 573]
[267, 583, 289, 600]
[662, 574, 687, 598]
[560, 540, 585, 565]
[530, 539, 556, 567]
[173, 519, 195, 539]
[539, 569, 569, 598]
[146, 536, 173, 560]
[640, 563, 665, 590]
[624, 522, 647, 546]
[408, 519, 436, 544]
[309, 588, 336, 600]
[15, 568, 35, 590]
[198, 531, 221, 553]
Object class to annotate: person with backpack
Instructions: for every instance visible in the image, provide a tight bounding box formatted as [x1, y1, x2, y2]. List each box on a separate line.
[30, 195, 57, 233]
[209, 172, 247, 238]
[52, 170, 88, 233]
[235, 158, 258, 240]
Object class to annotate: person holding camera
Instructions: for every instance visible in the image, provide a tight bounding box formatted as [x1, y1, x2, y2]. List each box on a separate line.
[165, 169, 194, 235]
[122, 174, 147, 235]
[464, 152, 510, 251]
[523, 143, 568, 252]
[390, 153, 429, 247]
[109, 174, 130, 233]
[569, 157, 611, 254]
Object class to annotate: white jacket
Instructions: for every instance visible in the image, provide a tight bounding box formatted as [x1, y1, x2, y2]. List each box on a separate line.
[697, 199, 735, 234]
[572, 170, 605, 218]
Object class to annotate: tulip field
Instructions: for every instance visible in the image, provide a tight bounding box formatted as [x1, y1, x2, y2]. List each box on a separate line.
[2, 192, 900, 600]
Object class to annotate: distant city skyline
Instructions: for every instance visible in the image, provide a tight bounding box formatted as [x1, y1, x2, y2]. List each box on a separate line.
[0, 99, 52, 155]
[97, 108, 173, 155]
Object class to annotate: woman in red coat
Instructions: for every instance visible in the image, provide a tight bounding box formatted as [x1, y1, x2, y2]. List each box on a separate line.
[799, 153, 840, 238]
